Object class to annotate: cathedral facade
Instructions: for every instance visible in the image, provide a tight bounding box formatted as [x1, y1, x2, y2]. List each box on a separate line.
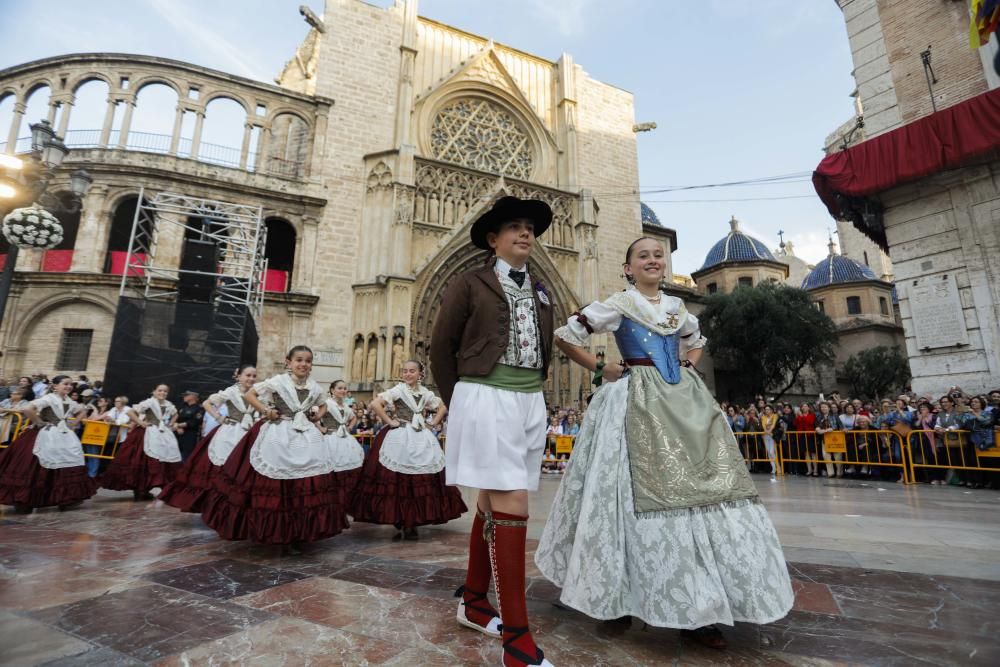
[0, 0, 645, 405]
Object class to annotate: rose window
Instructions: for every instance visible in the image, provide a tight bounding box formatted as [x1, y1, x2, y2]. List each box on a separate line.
[430, 98, 534, 180]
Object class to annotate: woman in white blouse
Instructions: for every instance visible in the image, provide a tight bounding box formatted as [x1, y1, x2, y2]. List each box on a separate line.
[534, 237, 793, 650]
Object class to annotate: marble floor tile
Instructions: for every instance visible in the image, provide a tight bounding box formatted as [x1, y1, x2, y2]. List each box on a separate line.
[232, 577, 415, 629]
[790, 581, 841, 616]
[30, 583, 273, 663]
[0, 610, 93, 667]
[152, 617, 406, 667]
[0, 559, 136, 612]
[143, 558, 310, 600]
[36, 647, 146, 667]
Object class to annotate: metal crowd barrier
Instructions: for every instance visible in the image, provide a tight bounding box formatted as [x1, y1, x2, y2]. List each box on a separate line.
[750, 429, 911, 483]
[906, 429, 1000, 483]
[0, 411, 26, 446]
[733, 430, 781, 474]
[79, 420, 131, 460]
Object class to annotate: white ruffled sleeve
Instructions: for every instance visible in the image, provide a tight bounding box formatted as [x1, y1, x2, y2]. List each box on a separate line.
[377, 383, 404, 404]
[252, 377, 280, 403]
[29, 395, 52, 413]
[678, 312, 707, 354]
[134, 398, 154, 416]
[554, 301, 623, 346]
[207, 389, 229, 407]
[423, 389, 442, 411]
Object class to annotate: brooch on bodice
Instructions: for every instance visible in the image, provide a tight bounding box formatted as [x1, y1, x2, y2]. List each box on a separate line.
[663, 313, 680, 329]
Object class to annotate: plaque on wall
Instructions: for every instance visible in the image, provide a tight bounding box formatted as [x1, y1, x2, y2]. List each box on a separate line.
[313, 349, 344, 366]
[906, 273, 969, 350]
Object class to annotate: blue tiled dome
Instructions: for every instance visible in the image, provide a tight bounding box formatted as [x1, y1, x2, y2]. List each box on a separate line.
[699, 216, 775, 270]
[802, 246, 879, 290]
[640, 202, 662, 226]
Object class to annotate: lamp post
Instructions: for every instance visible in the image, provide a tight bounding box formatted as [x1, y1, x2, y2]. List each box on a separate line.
[0, 119, 93, 329]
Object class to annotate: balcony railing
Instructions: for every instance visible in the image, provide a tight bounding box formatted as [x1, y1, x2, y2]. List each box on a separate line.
[1, 131, 303, 178]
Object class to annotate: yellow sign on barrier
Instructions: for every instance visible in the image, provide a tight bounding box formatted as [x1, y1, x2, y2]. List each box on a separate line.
[80, 420, 111, 446]
[823, 431, 847, 453]
[555, 435, 574, 454]
[978, 432, 1000, 458]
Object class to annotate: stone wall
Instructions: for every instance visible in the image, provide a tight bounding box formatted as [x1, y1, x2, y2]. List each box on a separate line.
[838, 0, 903, 137]
[883, 161, 1000, 396]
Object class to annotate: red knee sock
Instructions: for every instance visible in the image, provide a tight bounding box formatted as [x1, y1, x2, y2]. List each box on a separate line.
[460, 506, 499, 627]
[489, 510, 545, 667]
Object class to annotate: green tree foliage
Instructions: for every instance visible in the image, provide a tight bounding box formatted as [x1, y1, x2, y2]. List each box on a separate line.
[841, 346, 911, 401]
[699, 282, 838, 402]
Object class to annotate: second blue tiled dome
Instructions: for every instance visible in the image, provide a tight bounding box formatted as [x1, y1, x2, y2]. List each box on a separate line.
[802, 252, 879, 290]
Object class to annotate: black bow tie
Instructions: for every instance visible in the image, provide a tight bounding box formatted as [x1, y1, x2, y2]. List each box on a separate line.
[508, 269, 526, 287]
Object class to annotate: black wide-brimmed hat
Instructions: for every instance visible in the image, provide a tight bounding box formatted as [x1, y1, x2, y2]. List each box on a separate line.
[470, 196, 552, 250]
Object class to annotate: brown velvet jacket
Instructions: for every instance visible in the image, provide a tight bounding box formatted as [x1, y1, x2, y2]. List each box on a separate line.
[430, 261, 554, 406]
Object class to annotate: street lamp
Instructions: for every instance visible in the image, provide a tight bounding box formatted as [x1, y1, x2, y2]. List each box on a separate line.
[0, 119, 93, 328]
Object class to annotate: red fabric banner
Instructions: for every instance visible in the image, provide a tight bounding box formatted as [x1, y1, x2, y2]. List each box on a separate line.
[813, 88, 1000, 219]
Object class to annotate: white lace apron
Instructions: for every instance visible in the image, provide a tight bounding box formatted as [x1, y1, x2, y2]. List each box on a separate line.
[324, 398, 364, 472]
[249, 374, 336, 480]
[32, 395, 86, 470]
[141, 399, 182, 463]
[379, 383, 445, 475]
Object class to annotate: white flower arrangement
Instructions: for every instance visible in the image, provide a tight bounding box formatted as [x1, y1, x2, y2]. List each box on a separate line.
[2, 207, 64, 250]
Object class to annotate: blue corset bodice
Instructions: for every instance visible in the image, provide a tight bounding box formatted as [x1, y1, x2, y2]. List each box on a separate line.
[614, 317, 681, 384]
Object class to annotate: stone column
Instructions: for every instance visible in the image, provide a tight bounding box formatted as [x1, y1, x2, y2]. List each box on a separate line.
[6, 101, 25, 152]
[46, 99, 58, 125]
[189, 110, 205, 158]
[70, 185, 110, 272]
[168, 105, 184, 155]
[56, 99, 73, 138]
[98, 98, 115, 148]
[256, 125, 272, 174]
[238, 122, 253, 169]
[556, 53, 579, 189]
[152, 211, 186, 271]
[117, 98, 136, 148]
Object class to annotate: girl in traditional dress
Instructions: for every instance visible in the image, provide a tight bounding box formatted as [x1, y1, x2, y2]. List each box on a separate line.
[535, 237, 793, 650]
[200, 345, 350, 547]
[348, 360, 466, 540]
[102, 384, 182, 500]
[316, 379, 365, 503]
[158, 365, 258, 513]
[0, 375, 97, 513]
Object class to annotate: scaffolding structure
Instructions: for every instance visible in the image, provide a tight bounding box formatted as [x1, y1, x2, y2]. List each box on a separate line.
[105, 189, 266, 398]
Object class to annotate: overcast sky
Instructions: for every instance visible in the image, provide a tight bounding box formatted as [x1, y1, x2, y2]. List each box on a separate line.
[0, 0, 857, 275]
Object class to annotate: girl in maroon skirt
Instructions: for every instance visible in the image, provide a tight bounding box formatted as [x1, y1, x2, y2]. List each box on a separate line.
[101, 383, 181, 500]
[200, 345, 351, 548]
[0, 375, 97, 513]
[159, 365, 258, 513]
[349, 360, 466, 539]
[316, 380, 365, 506]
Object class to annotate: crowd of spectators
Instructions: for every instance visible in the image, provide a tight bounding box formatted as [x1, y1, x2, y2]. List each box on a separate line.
[723, 388, 1000, 489]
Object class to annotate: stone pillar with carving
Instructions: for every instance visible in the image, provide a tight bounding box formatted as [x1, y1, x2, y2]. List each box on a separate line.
[293, 215, 319, 291]
[70, 184, 110, 272]
[308, 101, 331, 180]
[575, 190, 600, 305]
[55, 95, 74, 138]
[391, 184, 415, 276]
[556, 53, 579, 189]
[98, 97, 116, 148]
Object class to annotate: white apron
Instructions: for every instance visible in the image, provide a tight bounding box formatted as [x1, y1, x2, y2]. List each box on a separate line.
[323, 398, 365, 472]
[31, 395, 86, 470]
[249, 374, 336, 480]
[378, 383, 445, 475]
[208, 385, 256, 466]
[139, 399, 182, 463]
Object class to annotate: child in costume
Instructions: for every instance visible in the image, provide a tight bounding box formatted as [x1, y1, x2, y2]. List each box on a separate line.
[534, 237, 793, 650]
[102, 383, 181, 500]
[430, 196, 556, 667]
[0, 375, 96, 513]
[200, 346, 350, 547]
[317, 380, 365, 505]
[158, 365, 258, 513]
[349, 360, 464, 539]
